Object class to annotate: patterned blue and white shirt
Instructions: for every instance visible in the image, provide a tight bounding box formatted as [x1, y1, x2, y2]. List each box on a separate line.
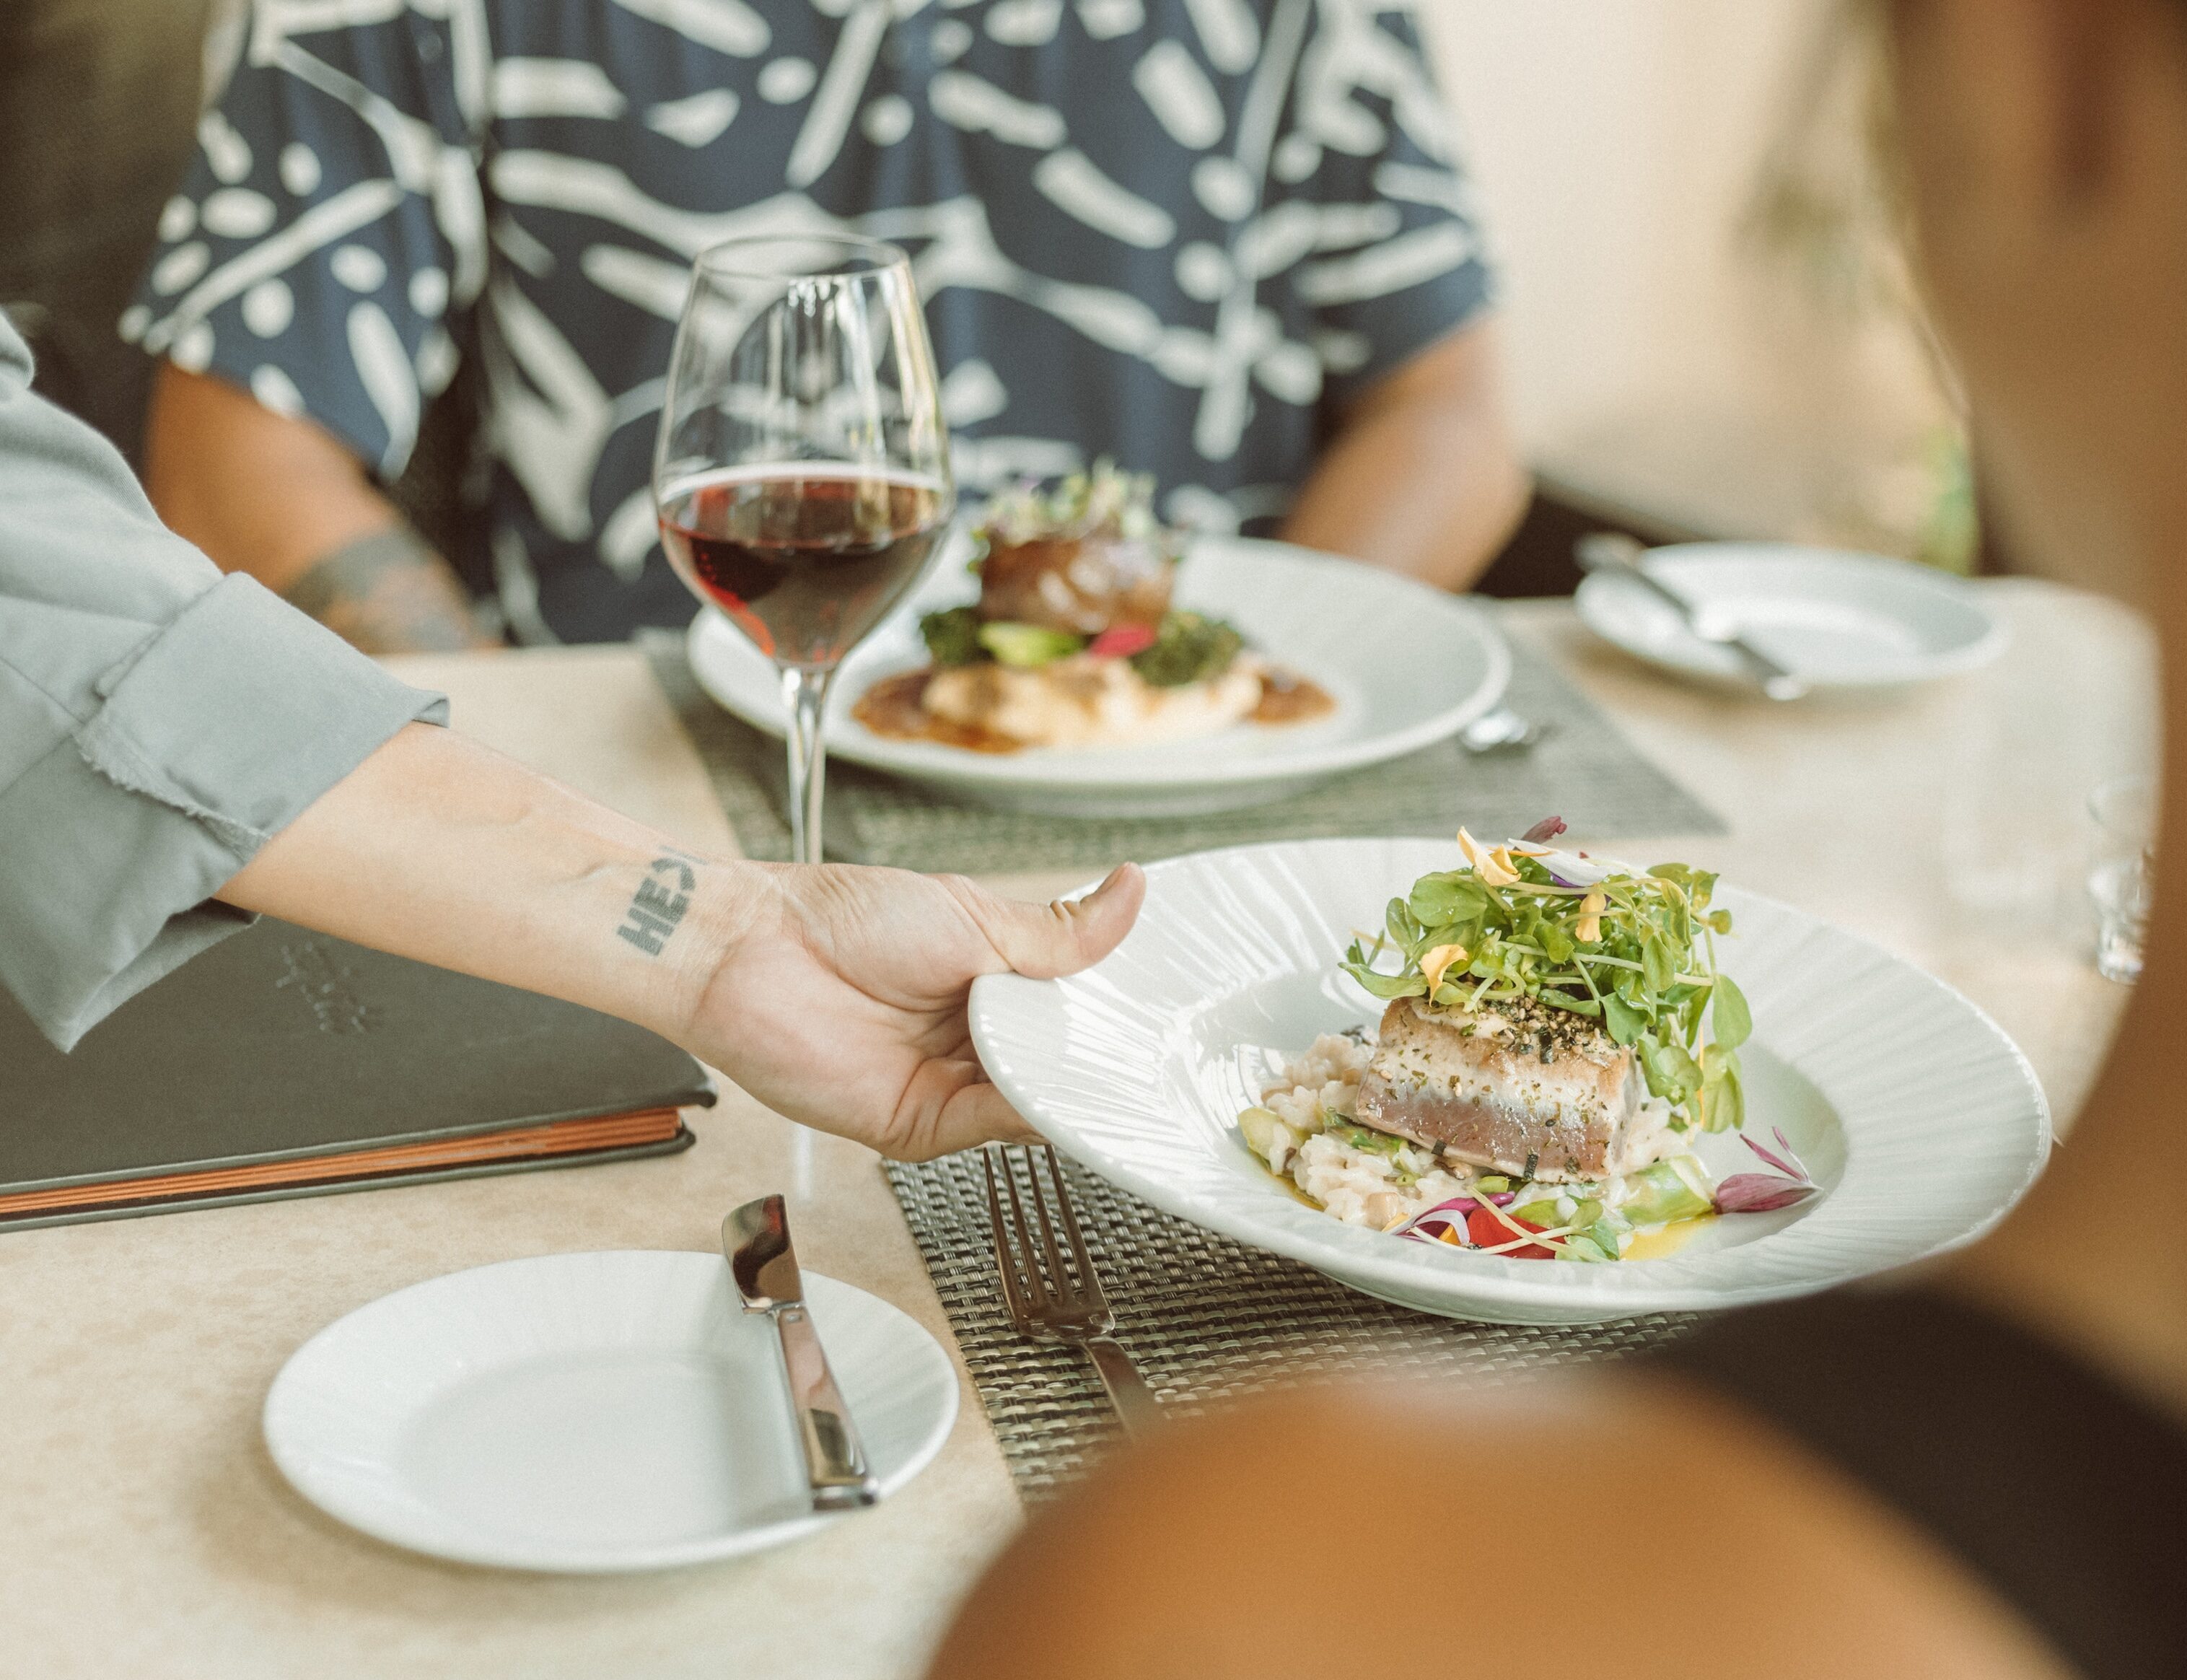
[128, 0, 1494, 643]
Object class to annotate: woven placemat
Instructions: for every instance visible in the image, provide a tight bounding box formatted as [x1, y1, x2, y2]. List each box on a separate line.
[640, 620, 1723, 873]
[885, 1148, 1697, 1500]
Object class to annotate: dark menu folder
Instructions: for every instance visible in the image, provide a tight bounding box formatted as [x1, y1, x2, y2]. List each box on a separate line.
[0, 918, 714, 1232]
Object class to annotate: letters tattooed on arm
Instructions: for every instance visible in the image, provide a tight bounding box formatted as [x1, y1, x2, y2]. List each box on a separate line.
[616, 849, 701, 955]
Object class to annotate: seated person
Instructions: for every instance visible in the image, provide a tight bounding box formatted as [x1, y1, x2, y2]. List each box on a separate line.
[128, 0, 1528, 652]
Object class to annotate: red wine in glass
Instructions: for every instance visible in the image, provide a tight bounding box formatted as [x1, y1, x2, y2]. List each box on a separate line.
[659, 466, 947, 669]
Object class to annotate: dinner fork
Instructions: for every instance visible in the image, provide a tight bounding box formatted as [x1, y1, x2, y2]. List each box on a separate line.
[982, 1145, 1164, 1439]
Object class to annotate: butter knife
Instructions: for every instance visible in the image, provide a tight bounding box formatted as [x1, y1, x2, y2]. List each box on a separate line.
[1575, 531, 1808, 701]
[724, 1195, 880, 1511]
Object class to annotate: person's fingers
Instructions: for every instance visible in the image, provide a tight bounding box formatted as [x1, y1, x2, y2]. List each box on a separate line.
[883, 1063, 1041, 1160]
[960, 862, 1147, 981]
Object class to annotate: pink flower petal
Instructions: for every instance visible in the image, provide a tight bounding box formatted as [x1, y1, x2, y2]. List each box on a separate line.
[1740, 1130, 1804, 1181]
[1714, 1174, 1820, 1214]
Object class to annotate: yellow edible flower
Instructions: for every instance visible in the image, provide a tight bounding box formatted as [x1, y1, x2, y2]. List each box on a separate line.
[1456, 827, 1520, 887]
[1575, 887, 1608, 944]
[1420, 942, 1468, 994]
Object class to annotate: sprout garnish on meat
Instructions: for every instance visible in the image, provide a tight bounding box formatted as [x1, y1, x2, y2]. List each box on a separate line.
[1235, 824, 1803, 1264]
[1340, 825, 1751, 1134]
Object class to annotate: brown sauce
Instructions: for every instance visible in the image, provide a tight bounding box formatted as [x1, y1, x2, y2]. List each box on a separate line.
[1252, 668, 1338, 725]
[850, 670, 1025, 753]
[851, 662, 1338, 751]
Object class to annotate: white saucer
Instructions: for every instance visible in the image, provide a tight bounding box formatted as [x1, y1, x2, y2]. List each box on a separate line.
[686, 535, 1511, 816]
[1576, 543, 2007, 692]
[263, 1251, 957, 1572]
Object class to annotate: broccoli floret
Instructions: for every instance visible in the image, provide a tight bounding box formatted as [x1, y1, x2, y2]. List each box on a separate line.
[1128, 611, 1244, 687]
[920, 605, 989, 668]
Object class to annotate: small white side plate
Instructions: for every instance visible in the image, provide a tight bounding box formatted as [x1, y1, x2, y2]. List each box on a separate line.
[1576, 543, 2007, 691]
[263, 1251, 957, 1572]
[686, 535, 1511, 816]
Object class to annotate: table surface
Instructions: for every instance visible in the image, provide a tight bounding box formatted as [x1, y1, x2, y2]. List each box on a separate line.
[0, 583, 2156, 1680]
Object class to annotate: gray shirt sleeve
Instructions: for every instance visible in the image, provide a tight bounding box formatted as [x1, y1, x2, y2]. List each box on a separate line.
[0, 314, 447, 1051]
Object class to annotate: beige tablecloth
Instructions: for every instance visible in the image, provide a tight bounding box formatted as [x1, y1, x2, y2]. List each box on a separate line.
[0, 583, 2153, 1679]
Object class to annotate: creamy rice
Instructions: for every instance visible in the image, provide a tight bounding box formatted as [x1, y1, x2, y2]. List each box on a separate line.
[1245, 1033, 1476, 1230]
[1241, 1032, 1714, 1254]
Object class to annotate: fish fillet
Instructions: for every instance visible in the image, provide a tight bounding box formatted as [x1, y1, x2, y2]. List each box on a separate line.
[1355, 996, 1675, 1181]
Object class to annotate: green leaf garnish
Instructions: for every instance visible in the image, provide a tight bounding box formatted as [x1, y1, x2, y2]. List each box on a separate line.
[1408, 872, 1488, 927]
[1336, 828, 1749, 1132]
[1699, 1044, 1746, 1132]
[1601, 992, 1644, 1046]
[1128, 611, 1243, 687]
[919, 605, 987, 667]
[1711, 973, 1753, 1052]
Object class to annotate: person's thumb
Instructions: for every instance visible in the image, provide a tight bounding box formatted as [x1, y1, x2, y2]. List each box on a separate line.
[973, 862, 1146, 980]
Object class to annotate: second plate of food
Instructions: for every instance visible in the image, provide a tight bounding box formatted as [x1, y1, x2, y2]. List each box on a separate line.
[687, 535, 1510, 817]
[968, 836, 2050, 1324]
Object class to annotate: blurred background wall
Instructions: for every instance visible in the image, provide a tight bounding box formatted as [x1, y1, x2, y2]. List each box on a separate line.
[1423, 0, 1965, 566]
[0, 0, 219, 455]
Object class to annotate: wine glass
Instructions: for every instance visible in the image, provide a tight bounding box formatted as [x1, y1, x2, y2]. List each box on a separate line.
[654, 235, 953, 864]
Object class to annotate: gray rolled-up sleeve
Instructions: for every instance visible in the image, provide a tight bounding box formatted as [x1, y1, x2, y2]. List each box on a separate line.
[0, 315, 445, 1049]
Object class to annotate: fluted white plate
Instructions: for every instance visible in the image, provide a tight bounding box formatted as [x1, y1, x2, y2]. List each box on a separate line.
[687, 535, 1511, 816]
[1577, 543, 2007, 692]
[263, 1252, 956, 1572]
[970, 839, 2050, 1324]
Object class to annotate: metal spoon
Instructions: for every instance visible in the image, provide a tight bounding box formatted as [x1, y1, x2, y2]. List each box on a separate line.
[1460, 705, 1549, 755]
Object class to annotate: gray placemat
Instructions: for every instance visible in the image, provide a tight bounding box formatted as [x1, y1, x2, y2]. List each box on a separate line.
[640, 619, 1722, 873]
[885, 1148, 1697, 1499]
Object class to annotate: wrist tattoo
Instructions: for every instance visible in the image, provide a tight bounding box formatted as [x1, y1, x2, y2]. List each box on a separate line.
[284, 527, 486, 654]
[618, 849, 701, 955]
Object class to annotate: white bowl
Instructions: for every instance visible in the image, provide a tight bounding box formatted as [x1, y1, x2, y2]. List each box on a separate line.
[688, 535, 1511, 816]
[969, 838, 2050, 1325]
[1577, 543, 2008, 692]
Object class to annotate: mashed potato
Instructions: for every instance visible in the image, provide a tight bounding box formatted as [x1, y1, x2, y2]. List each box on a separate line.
[921, 653, 1266, 750]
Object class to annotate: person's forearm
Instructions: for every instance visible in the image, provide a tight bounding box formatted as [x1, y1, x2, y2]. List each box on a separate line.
[1281, 322, 1532, 592]
[211, 720, 1145, 1160]
[1282, 395, 1531, 591]
[145, 364, 489, 653]
[214, 723, 740, 1048]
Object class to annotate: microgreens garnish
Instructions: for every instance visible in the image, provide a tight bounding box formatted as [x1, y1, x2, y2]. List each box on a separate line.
[974, 457, 1173, 550]
[1341, 818, 1751, 1132]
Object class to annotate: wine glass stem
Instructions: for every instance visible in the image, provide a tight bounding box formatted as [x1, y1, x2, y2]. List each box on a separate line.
[781, 665, 834, 865]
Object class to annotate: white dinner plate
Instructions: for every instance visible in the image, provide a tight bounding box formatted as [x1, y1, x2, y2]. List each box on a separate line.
[1576, 542, 2008, 692]
[968, 838, 2050, 1325]
[263, 1251, 957, 1572]
[687, 535, 1511, 817]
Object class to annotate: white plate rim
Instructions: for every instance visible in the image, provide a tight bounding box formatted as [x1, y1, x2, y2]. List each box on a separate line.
[968, 837, 2052, 1318]
[686, 535, 1513, 789]
[262, 1251, 958, 1573]
[1575, 543, 2010, 690]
